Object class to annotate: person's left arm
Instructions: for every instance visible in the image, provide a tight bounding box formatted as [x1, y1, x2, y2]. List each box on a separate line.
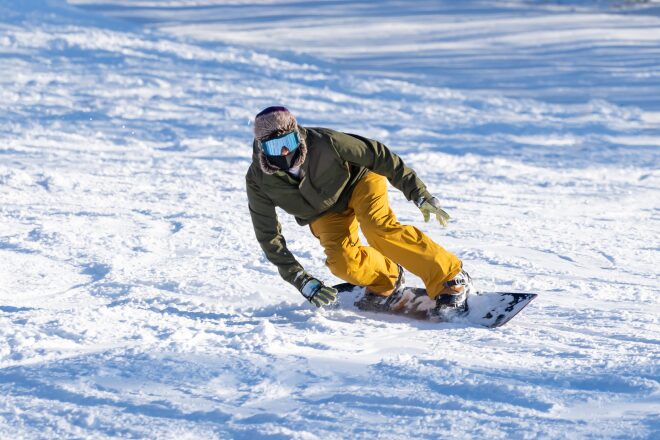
[329, 130, 450, 226]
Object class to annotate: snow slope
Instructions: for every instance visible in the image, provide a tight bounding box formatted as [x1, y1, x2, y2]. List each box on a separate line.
[1, 0, 659, 438]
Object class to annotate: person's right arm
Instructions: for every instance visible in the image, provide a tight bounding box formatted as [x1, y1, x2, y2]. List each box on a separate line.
[246, 173, 305, 288]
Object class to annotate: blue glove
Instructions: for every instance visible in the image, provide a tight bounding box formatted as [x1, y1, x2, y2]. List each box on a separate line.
[416, 196, 450, 227]
[300, 275, 338, 307]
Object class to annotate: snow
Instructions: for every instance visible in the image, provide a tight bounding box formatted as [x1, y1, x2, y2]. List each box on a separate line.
[1, 0, 659, 438]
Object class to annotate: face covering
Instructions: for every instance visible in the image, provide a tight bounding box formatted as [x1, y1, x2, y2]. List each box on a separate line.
[266, 148, 301, 171]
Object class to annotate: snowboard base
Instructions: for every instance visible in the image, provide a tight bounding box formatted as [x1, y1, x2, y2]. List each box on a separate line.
[332, 283, 537, 328]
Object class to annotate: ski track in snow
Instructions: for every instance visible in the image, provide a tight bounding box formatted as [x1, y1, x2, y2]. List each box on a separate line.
[1, 0, 659, 438]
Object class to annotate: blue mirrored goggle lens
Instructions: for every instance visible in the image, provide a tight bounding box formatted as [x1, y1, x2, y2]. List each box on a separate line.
[261, 131, 300, 156]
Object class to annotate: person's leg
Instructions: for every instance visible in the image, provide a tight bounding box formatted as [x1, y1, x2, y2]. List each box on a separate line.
[309, 209, 399, 294]
[350, 172, 462, 299]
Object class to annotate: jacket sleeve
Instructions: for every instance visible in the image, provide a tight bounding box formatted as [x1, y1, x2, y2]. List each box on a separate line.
[329, 130, 433, 202]
[246, 172, 306, 289]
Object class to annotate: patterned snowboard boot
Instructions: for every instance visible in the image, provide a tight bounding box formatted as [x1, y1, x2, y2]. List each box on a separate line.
[354, 265, 407, 313]
[432, 269, 473, 314]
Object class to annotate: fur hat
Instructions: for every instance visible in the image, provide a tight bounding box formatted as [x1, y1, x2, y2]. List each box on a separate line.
[252, 106, 307, 174]
[253, 106, 298, 141]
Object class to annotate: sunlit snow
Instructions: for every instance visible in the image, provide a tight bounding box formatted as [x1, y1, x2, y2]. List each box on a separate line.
[1, 0, 659, 438]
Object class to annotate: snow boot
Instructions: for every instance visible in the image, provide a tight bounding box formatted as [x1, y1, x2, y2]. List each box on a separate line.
[354, 265, 406, 312]
[432, 269, 473, 313]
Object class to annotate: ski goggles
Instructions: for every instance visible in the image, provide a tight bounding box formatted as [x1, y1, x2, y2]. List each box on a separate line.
[260, 130, 300, 156]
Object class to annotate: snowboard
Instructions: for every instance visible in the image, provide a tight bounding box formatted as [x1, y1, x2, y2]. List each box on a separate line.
[332, 283, 537, 328]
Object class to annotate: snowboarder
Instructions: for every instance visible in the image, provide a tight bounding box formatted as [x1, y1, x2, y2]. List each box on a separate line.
[246, 106, 473, 313]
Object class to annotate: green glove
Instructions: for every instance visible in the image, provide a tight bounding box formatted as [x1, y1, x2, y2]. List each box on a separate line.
[299, 275, 338, 307]
[416, 196, 450, 227]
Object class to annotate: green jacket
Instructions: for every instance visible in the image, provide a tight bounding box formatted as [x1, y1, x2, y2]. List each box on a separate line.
[245, 126, 432, 289]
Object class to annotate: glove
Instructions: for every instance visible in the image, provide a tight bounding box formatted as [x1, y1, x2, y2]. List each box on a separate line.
[416, 196, 450, 227]
[299, 275, 338, 308]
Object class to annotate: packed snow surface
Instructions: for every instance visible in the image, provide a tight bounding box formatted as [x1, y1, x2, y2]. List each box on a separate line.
[1, 0, 659, 438]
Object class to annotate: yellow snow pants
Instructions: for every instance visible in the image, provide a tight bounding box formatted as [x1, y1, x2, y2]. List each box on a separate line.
[309, 172, 462, 298]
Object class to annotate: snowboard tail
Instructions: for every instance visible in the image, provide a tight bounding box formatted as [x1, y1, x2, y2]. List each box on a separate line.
[333, 283, 537, 328]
